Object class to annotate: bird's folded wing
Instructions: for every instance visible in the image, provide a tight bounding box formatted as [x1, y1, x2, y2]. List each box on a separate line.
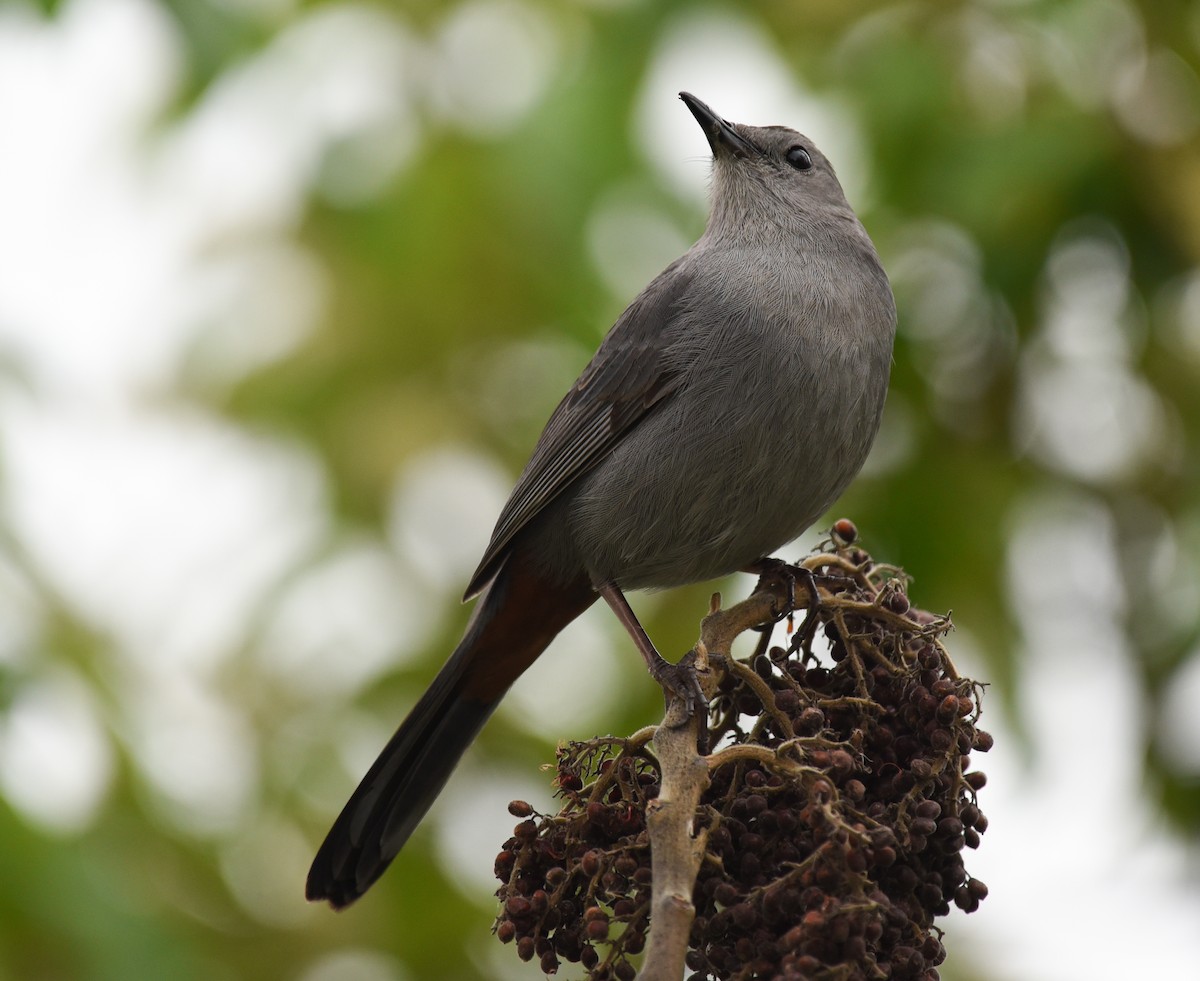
[464, 261, 694, 599]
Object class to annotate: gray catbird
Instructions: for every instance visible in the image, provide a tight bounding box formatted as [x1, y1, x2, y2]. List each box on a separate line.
[307, 92, 896, 908]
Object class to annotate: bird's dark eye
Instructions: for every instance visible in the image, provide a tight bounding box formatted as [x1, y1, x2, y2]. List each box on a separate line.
[786, 146, 813, 171]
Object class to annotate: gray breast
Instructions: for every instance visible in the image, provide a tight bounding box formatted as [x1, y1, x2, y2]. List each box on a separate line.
[568, 264, 893, 590]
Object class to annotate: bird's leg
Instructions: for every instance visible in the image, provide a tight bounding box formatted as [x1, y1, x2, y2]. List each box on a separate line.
[597, 581, 706, 721]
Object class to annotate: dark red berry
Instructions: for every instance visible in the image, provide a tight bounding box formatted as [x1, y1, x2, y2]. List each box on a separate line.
[832, 518, 859, 544]
[965, 771, 987, 791]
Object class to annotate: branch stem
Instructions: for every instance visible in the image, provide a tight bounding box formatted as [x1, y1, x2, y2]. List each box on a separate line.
[639, 578, 793, 979]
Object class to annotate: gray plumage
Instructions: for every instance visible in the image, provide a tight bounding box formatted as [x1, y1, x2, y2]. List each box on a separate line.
[308, 93, 896, 908]
[467, 99, 895, 598]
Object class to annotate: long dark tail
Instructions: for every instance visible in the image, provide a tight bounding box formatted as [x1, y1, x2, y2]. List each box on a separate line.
[306, 552, 596, 909]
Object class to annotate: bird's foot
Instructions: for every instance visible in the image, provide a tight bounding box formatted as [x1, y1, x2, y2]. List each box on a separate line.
[648, 649, 706, 718]
[744, 557, 823, 652]
[649, 649, 709, 753]
[597, 580, 709, 750]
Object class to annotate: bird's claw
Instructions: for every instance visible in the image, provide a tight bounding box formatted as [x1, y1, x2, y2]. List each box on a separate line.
[650, 651, 706, 716]
[649, 650, 709, 750]
[746, 556, 804, 624]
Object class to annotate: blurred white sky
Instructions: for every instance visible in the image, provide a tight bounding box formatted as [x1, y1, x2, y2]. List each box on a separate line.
[1, 1, 1199, 979]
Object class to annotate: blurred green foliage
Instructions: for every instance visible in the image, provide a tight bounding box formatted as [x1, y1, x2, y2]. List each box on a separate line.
[4, 0, 1200, 979]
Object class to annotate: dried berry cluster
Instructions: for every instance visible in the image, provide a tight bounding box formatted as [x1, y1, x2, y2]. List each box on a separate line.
[494, 747, 657, 979]
[495, 522, 990, 980]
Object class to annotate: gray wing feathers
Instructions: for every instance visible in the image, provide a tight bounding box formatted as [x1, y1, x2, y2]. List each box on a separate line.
[463, 263, 694, 599]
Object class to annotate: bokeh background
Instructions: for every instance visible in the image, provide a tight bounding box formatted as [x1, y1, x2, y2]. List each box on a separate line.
[2, 0, 1200, 978]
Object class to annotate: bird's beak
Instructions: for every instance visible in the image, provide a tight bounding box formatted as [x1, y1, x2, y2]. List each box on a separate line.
[679, 92, 760, 159]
